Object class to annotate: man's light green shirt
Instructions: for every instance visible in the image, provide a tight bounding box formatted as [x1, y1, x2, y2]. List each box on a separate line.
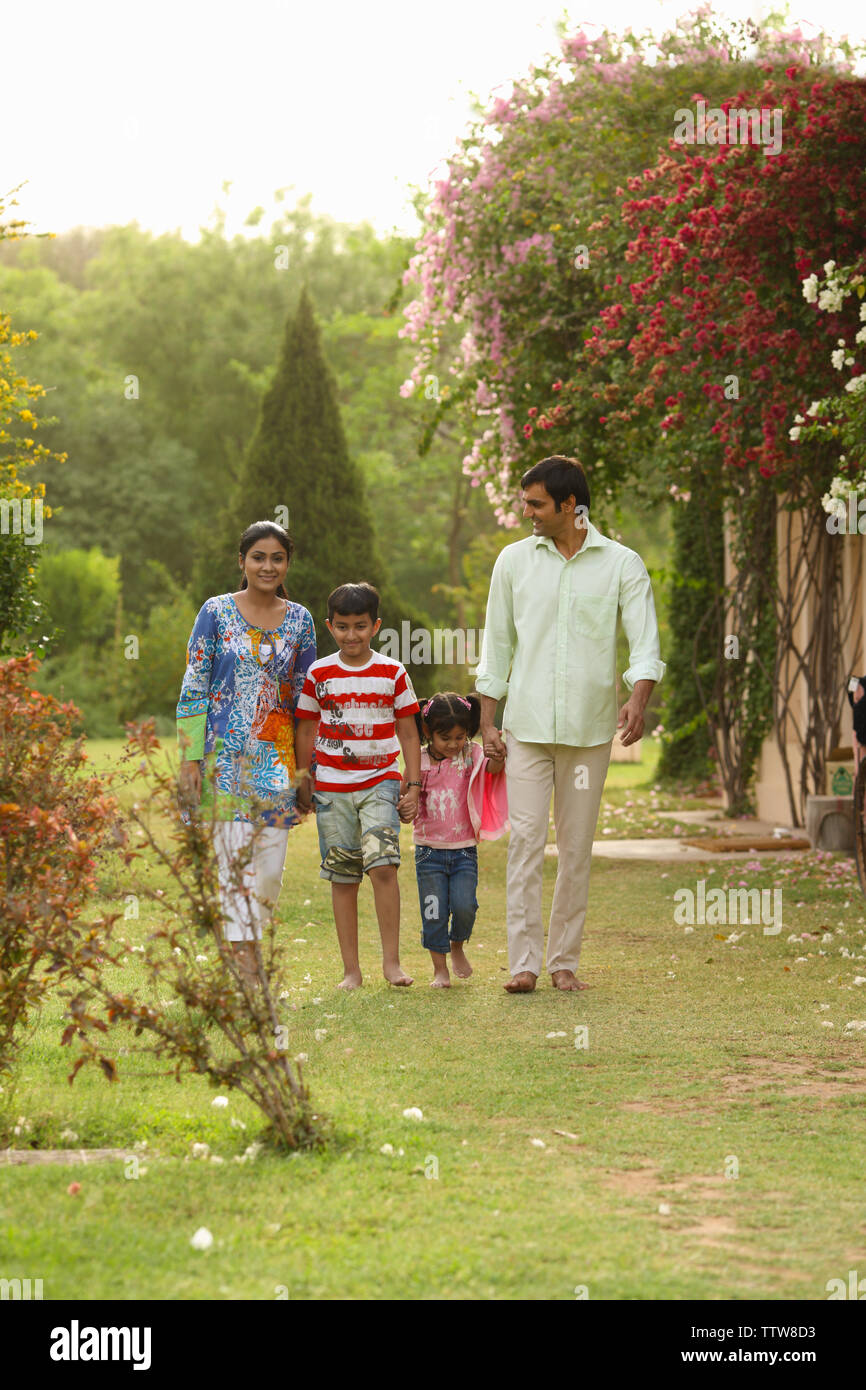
[475, 521, 665, 748]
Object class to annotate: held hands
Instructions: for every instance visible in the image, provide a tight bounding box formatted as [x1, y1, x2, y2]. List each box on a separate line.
[398, 781, 420, 822]
[295, 770, 313, 817]
[617, 697, 646, 747]
[481, 724, 507, 762]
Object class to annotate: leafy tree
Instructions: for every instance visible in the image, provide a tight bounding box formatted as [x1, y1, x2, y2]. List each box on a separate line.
[36, 547, 119, 655]
[0, 189, 65, 652]
[215, 285, 429, 679]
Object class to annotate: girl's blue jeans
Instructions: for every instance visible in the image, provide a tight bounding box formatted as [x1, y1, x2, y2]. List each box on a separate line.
[414, 844, 478, 953]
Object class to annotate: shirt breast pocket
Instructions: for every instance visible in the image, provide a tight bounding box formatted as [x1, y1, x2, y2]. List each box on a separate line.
[572, 593, 618, 640]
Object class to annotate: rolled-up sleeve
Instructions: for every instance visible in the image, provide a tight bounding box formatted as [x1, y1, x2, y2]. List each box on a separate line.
[620, 552, 666, 691]
[475, 548, 516, 702]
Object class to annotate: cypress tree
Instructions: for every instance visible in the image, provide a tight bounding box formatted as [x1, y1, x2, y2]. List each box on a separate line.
[206, 285, 428, 684]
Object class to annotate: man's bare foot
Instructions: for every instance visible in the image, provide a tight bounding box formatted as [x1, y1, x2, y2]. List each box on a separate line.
[338, 970, 363, 991]
[383, 964, 414, 986]
[504, 971, 537, 993]
[430, 969, 451, 988]
[450, 943, 473, 978]
[550, 969, 590, 991]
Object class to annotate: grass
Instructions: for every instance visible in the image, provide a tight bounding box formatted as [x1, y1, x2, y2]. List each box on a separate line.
[2, 740, 866, 1300]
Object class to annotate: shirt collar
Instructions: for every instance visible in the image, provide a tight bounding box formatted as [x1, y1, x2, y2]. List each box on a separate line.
[534, 518, 607, 556]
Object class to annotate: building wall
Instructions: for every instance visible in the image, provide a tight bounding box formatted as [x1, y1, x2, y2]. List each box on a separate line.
[753, 505, 865, 826]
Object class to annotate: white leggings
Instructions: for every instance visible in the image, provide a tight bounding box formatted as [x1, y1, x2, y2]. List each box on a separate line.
[213, 821, 289, 942]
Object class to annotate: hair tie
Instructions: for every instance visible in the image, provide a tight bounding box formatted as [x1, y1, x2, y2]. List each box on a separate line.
[422, 699, 434, 717]
[456, 696, 471, 709]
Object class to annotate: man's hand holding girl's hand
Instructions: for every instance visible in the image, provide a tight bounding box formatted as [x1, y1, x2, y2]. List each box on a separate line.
[481, 723, 506, 762]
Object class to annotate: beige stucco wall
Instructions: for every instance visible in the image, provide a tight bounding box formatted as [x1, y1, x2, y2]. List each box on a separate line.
[752, 505, 865, 826]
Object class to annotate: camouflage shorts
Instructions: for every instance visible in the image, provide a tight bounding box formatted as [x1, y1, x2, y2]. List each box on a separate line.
[312, 780, 402, 883]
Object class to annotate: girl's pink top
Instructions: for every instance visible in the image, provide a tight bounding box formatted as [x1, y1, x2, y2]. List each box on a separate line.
[413, 740, 509, 848]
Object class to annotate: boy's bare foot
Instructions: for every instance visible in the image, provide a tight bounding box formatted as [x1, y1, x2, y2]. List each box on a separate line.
[504, 971, 537, 993]
[450, 943, 472, 978]
[550, 969, 590, 991]
[383, 964, 414, 986]
[430, 969, 451, 988]
[338, 970, 363, 991]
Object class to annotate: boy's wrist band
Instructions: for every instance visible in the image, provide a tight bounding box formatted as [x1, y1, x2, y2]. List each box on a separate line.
[406, 780, 422, 788]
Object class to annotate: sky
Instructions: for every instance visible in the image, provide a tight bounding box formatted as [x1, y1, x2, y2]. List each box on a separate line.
[5, 0, 866, 245]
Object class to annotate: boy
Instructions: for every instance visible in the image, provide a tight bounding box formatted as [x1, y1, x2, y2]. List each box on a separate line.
[294, 582, 422, 989]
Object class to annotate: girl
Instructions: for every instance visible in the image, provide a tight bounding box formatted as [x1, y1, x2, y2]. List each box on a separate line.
[412, 692, 508, 987]
[177, 520, 316, 980]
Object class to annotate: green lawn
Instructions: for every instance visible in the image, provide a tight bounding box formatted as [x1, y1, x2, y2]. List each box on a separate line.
[2, 739, 866, 1300]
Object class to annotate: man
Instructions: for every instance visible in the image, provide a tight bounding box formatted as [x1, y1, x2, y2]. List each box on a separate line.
[476, 455, 665, 993]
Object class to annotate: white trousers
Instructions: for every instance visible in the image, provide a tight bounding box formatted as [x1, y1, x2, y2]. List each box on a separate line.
[504, 734, 612, 976]
[213, 821, 289, 942]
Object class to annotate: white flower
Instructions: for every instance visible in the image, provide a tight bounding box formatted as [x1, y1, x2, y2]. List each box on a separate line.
[244, 1142, 263, 1162]
[191, 1142, 210, 1159]
[380, 1143, 394, 1155]
[845, 374, 866, 395]
[195, 954, 208, 963]
[314, 1028, 328, 1041]
[853, 977, 866, 986]
[211, 1096, 229, 1108]
[230, 1117, 247, 1130]
[546, 1031, 567, 1038]
[843, 1020, 866, 1032]
[295, 1053, 308, 1063]
[658, 1202, 672, 1215]
[684, 926, 694, 934]
[820, 1020, 835, 1028]
[312, 997, 322, 1004]
[190, 1227, 213, 1250]
[794, 413, 805, 424]
[823, 260, 837, 275]
[210, 1155, 224, 1164]
[818, 287, 845, 313]
[60, 1129, 79, 1143]
[861, 302, 866, 322]
[802, 274, 818, 303]
[292, 938, 307, 944]
[303, 899, 311, 906]
[530, 1138, 546, 1149]
[856, 326, 866, 346]
[402, 1107, 423, 1121]
[788, 426, 801, 441]
[831, 349, 846, 370]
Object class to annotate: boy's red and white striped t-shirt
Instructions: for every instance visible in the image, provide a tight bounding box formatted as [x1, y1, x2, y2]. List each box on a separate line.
[295, 651, 420, 791]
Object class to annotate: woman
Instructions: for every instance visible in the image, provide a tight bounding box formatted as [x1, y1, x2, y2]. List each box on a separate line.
[177, 520, 316, 979]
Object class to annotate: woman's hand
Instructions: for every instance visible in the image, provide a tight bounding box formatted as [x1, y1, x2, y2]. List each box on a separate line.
[295, 774, 313, 816]
[178, 761, 201, 811]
